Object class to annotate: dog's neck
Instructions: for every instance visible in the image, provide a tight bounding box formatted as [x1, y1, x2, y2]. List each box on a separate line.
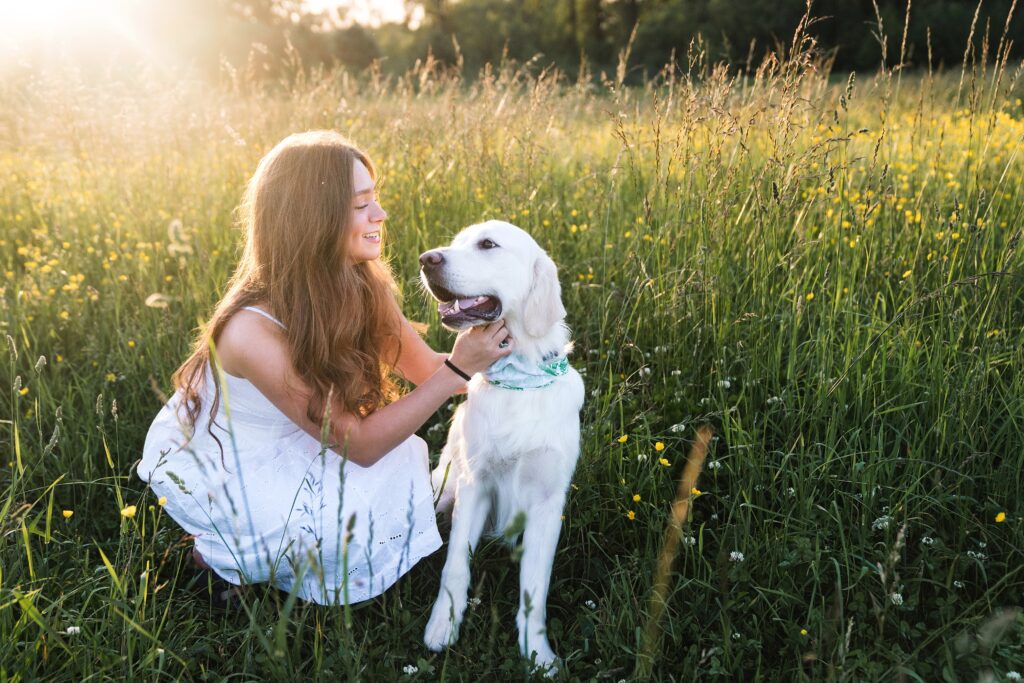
[502, 316, 572, 365]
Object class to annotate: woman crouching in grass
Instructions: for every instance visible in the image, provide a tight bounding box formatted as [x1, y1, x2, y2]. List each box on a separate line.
[137, 130, 512, 605]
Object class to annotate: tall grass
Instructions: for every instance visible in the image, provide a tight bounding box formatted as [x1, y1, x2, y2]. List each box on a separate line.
[1, 30, 1022, 680]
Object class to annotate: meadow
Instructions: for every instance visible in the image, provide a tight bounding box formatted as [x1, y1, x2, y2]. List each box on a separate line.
[1, 39, 1023, 680]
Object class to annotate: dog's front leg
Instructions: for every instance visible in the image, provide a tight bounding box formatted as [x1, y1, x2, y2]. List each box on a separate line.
[516, 495, 565, 671]
[423, 484, 488, 651]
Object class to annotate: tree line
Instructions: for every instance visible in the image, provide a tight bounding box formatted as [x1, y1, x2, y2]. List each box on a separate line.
[21, 1, 1024, 79]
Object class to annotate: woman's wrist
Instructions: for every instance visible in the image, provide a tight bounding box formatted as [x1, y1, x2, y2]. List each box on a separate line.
[443, 357, 472, 382]
[432, 357, 468, 394]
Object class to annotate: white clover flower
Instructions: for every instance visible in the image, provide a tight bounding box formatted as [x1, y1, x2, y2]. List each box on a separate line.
[767, 396, 783, 405]
[670, 369, 682, 376]
[954, 580, 965, 588]
[682, 535, 696, 546]
[729, 551, 745, 563]
[468, 597, 481, 607]
[967, 550, 987, 561]
[1006, 671, 1021, 681]
[718, 379, 732, 389]
[403, 664, 419, 675]
[872, 515, 892, 531]
[787, 487, 796, 497]
[707, 460, 722, 470]
[731, 632, 741, 640]
[920, 536, 935, 546]
[669, 422, 687, 433]
[584, 599, 596, 610]
[889, 592, 904, 606]
[65, 626, 81, 636]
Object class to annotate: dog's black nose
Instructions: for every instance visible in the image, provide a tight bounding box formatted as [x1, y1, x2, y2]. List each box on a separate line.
[419, 250, 445, 269]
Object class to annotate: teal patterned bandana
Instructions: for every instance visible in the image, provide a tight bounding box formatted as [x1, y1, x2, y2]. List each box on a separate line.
[486, 353, 570, 390]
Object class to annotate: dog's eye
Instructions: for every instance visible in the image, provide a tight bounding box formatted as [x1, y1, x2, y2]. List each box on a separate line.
[478, 238, 498, 250]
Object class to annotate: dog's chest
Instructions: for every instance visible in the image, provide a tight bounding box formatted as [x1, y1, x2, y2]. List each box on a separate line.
[458, 371, 583, 470]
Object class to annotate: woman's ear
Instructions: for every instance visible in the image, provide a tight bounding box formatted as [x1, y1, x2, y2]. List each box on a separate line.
[523, 254, 566, 337]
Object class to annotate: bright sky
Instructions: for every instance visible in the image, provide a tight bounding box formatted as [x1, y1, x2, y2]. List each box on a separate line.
[0, 0, 417, 66]
[0, 1, 411, 46]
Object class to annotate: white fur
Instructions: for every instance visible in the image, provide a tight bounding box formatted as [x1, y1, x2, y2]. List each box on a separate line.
[420, 221, 584, 672]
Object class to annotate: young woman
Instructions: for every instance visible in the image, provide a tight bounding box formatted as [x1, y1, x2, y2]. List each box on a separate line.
[137, 130, 512, 605]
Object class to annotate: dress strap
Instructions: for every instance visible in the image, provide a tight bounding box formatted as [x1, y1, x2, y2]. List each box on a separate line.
[240, 306, 287, 330]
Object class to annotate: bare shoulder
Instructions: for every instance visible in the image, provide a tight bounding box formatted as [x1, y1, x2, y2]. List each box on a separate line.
[216, 308, 288, 378]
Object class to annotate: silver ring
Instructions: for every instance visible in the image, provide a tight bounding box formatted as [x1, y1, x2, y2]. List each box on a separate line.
[499, 340, 510, 349]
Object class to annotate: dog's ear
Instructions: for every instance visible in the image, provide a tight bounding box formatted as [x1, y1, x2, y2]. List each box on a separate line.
[523, 253, 566, 337]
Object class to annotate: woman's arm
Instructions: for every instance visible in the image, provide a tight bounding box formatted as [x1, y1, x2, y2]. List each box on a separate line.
[393, 315, 446, 386]
[216, 310, 507, 466]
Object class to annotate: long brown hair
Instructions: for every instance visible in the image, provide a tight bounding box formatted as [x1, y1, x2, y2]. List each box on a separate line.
[173, 130, 402, 440]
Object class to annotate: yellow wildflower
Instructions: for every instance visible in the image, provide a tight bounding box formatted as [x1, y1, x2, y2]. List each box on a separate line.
[995, 512, 1006, 523]
[120, 505, 137, 518]
[805, 292, 815, 302]
[18, 387, 28, 396]
[62, 510, 74, 519]
[617, 434, 628, 444]
[158, 496, 167, 506]
[626, 510, 636, 521]
[659, 457, 670, 467]
[691, 487, 702, 496]
[654, 442, 665, 452]
[632, 494, 641, 502]
[800, 628, 808, 636]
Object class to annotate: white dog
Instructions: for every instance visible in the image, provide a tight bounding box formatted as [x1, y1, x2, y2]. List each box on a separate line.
[419, 220, 584, 669]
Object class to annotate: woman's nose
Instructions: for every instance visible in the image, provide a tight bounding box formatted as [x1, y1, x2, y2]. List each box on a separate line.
[373, 204, 387, 222]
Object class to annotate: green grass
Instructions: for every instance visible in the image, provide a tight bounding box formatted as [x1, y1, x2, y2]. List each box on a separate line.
[1, 45, 1023, 680]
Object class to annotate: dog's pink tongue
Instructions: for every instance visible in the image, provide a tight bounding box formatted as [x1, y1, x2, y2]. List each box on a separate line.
[458, 296, 488, 309]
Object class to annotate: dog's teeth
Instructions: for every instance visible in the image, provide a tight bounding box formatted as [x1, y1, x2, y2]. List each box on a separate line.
[451, 300, 461, 313]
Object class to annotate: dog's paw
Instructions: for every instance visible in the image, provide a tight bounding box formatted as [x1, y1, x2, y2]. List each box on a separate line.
[423, 601, 461, 652]
[522, 638, 559, 675]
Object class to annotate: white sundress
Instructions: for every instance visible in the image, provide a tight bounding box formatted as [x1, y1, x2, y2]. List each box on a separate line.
[137, 307, 442, 605]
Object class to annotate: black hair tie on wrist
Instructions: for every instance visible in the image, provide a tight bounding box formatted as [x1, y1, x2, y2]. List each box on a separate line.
[444, 358, 472, 382]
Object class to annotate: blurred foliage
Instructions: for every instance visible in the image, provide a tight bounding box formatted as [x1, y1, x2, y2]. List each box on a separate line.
[6, 1, 1024, 82]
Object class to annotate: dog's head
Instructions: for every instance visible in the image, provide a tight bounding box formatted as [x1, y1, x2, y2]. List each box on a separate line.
[419, 220, 566, 338]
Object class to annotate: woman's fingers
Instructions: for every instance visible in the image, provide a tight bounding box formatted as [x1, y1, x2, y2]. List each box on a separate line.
[484, 321, 508, 340]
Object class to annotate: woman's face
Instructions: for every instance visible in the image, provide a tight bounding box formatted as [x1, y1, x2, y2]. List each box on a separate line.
[346, 159, 387, 264]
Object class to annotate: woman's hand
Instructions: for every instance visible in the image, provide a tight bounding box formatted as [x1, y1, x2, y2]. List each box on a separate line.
[448, 321, 513, 376]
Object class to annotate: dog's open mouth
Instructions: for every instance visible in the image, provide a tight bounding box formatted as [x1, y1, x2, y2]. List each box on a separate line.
[426, 283, 502, 327]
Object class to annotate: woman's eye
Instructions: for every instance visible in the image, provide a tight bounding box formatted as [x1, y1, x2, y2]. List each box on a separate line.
[478, 238, 498, 249]
[356, 204, 369, 210]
